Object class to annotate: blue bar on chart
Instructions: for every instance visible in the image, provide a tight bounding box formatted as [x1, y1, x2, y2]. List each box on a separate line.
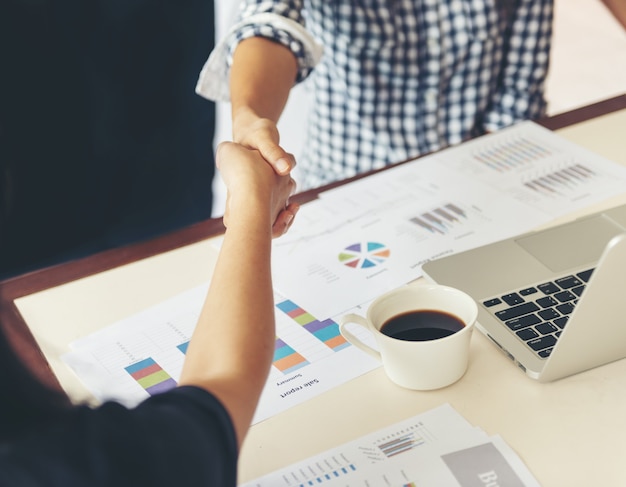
[276, 299, 349, 351]
[177, 341, 189, 354]
[273, 337, 309, 374]
[295, 462, 357, 486]
[125, 357, 177, 396]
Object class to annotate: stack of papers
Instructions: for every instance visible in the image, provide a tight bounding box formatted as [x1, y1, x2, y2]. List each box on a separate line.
[242, 404, 540, 487]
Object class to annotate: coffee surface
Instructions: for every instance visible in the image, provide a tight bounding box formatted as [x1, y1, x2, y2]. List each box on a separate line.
[381, 310, 465, 341]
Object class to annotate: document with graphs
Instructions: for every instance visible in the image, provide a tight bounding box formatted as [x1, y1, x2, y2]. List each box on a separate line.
[241, 403, 540, 487]
[61, 284, 381, 423]
[271, 121, 626, 318]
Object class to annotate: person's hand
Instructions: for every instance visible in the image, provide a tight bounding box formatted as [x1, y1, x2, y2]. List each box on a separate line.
[216, 142, 299, 238]
[232, 111, 296, 176]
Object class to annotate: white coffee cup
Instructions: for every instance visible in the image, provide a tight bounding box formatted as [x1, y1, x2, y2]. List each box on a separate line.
[340, 284, 478, 390]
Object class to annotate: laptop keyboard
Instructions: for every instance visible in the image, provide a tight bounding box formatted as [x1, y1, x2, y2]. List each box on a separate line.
[482, 268, 595, 359]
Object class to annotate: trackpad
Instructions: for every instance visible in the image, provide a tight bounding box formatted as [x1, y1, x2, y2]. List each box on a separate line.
[515, 215, 624, 272]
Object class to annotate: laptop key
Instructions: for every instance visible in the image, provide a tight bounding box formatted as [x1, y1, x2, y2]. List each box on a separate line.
[538, 308, 560, 320]
[538, 347, 553, 358]
[483, 298, 502, 307]
[576, 268, 594, 282]
[554, 290, 576, 302]
[536, 296, 558, 308]
[495, 302, 540, 321]
[527, 335, 557, 351]
[571, 285, 586, 297]
[536, 322, 558, 335]
[555, 275, 582, 289]
[517, 328, 539, 340]
[537, 282, 560, 294]
[505, 313, 541, 331]
[553, 316, 569, 329]
[502, 293, 525, 305]
[520, 287, 538, 296]
[556, 302, 575, 315]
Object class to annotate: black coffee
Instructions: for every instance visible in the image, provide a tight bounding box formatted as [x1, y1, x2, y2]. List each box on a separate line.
[380, 310, 465, 341]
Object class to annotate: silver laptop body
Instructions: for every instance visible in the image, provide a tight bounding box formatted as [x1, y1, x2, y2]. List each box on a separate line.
[422, 204, 626, 382]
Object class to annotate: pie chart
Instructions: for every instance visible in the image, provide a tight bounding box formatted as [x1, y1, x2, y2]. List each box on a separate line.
[338, 242, 390, 269]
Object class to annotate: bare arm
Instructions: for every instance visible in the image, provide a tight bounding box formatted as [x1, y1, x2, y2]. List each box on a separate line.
[178, 143, 298, 447]
[601, 0, 626, 29]
[230, 37, 299, 175]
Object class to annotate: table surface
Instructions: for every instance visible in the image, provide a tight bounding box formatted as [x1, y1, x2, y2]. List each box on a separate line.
[2, 95, 626, 486]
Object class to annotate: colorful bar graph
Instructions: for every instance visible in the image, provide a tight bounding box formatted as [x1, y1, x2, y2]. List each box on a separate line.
[276, 300, 349, 351]
[274, 338, 309, 373]
[125, 357, 177, 396]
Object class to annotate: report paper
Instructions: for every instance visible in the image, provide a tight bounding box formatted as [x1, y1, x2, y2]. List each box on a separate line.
[62, 285, 380, 423]
[241, 403, 541, 487]
[271, 122, 626, 318]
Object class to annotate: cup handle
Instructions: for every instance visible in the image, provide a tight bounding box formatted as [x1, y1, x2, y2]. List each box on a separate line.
[339, 313, 382, 361]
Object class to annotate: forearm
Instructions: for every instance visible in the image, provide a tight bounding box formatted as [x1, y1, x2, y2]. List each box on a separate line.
[230, 37, 298, 136]
[179, 199, 275, 445]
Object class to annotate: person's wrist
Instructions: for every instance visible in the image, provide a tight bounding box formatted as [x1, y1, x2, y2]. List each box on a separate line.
[231, 106, 260, 141]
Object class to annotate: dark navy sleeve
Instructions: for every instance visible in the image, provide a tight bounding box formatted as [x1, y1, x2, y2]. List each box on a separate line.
[0, 387, 238, 487]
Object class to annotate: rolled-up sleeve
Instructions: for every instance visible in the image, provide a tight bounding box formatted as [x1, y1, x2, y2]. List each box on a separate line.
[196, 0, 323, 102]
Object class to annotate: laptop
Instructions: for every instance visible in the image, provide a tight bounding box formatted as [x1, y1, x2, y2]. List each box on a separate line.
[422, 203, 626, 382]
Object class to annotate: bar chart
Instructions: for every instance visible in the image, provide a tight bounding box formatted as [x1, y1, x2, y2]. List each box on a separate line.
[273, 337, 310, 374]
[125, 357, 177, 396]
[471, 136, 552, 172]
[275, 299, 349, 353]
[523, 163, 597, 196]
[410, 203, 467, 235]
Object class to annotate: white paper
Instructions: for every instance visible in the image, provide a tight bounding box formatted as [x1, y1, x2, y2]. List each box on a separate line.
[241, 403, 541, 487]
[62, 286, 380, 424]
[270, 122, 626, 318]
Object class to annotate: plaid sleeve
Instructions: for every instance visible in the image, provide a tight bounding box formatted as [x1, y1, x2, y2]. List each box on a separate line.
[483, 0, 554, 131]
[226, 21, 313, 83]
[196, 0, 321, 102]
[227, 0, 315, 82]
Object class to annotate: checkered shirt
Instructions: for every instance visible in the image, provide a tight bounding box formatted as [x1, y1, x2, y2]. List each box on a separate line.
[214, 0, 553, 189]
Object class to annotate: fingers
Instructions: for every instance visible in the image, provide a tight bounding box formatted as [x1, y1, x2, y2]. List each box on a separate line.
[263, 149, 296, 176]
[270, 152, 296, 176]
[271, 203, 300, 238]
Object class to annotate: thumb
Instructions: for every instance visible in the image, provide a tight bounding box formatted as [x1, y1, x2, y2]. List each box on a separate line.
[258, 142, 296, 176]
